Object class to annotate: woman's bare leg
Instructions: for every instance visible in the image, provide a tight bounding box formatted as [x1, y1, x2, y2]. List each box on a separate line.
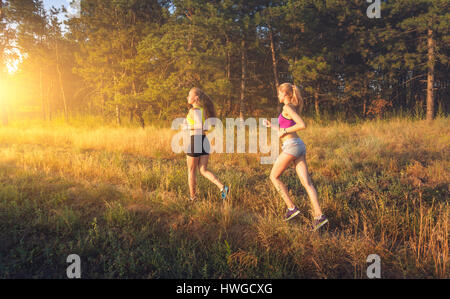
[294, 154, 323, 218]
[270, 153, 297, 209]
[198, 154, 224, 190]
[186, 155, 200, 199]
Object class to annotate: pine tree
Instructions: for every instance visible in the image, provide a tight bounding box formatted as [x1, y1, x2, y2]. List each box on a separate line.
[8, 0, 50, 120]
[281, 0, 337, 118]
[397, 0, 449, 121]
[137, 0, 231, 119]
[5, 0, 449, 122]
[48, 6, 69, 121]
[67, 0, 165, 125]
[370, 0, 449, 120]
[0, 0, 11, 125]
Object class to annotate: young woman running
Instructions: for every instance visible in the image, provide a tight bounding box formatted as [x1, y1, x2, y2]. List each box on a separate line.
[185, 87, 229, 201]
[265, 83, 328, 230]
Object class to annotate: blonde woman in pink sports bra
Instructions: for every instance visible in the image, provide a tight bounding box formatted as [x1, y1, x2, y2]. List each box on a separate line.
[265, 83, 328, 230]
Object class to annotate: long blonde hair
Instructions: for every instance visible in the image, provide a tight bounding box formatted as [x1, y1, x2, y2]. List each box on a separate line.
[278, 83, 304, 113]
[191, 87, 217, 120]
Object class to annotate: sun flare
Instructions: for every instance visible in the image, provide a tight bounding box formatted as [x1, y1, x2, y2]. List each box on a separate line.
[6, 60, 19, 74]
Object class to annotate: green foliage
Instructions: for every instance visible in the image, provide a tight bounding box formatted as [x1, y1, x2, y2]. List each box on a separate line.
[2, 0, 449, 122]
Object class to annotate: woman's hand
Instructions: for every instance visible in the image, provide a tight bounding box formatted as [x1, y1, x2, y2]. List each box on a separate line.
[278, 128, 287, 138]
[263, 119, 271, 128]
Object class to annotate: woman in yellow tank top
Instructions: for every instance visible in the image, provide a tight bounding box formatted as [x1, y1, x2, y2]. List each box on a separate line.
[186, 106, 205, 135]
[185, 88, 229, 201]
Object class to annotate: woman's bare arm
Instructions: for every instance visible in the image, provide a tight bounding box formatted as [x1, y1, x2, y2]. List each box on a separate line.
[282, 104, 306, 133]
[264, 119, 279, 129]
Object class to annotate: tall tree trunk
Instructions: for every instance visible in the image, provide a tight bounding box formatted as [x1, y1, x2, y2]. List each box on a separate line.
[116, 104, 121, 125]
[426, 27, 435, 121]
[130, 79, 136, 123]
[100, 77, 106, 121]
[363, 98, 367, 117]
[129, 107, 135, 122]
[363, 77, 368, 117]
[268, 23, 281, 113]
[239, 37, 247, 120]
[39, 67, 46, 120]
[0, 73, 7, 125]
[221, 35, 232, 118]
[101, 93, 106, 121]
[413, 75, 419, 111]
[314, 96, 320, 118]
[47, 79, 53, 121]
[227, 35, 234, 117]
[314, 88, 320, 119]
[1, 1, 7, 125]
[113, 72, 121, 125]
[55, 40, 69, 121]
[1, 75, 7, 125]
[132, 79, 145, 128]
[56, 61, 68, 121]
[268, 26, 279, 89]
[135, 104, 145, 129]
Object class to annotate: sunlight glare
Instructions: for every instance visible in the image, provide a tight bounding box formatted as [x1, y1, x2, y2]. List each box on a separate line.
[6, 60, 19, 74]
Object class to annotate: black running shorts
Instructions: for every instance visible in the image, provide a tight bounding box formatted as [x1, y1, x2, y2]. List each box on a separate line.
[186, 134, 210, 157]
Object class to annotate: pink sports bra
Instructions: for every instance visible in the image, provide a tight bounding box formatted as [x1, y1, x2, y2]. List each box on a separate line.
[278, 113, 296, 128]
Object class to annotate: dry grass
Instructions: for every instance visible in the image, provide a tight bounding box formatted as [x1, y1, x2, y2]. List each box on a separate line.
[0, 117, 448, 278]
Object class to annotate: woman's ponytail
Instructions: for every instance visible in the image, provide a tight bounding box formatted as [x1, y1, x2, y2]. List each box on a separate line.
[292, 85, 304, 114]
[202, 92, 217, 120]
[191, 87, 217, 120]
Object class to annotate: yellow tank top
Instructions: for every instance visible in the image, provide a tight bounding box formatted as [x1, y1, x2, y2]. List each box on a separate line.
[186, 107, 205, 127]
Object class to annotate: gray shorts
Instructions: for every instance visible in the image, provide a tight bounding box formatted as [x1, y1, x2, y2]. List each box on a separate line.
[281, 138, 306, 158]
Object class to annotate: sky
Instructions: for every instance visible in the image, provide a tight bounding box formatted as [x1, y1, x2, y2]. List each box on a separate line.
[43, 0, 71, 12]
[43, 0, 82, 33]
[43, 0, 78, 22]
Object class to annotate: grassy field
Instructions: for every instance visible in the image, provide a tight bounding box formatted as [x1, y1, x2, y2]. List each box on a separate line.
[0, 117, 448, 278]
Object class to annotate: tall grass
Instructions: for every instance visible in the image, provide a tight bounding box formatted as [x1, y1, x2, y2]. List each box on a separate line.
[0, 117, 448, 278]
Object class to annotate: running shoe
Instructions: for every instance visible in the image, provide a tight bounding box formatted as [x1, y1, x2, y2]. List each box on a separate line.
[284, 207, 300, 221]
[220, 185, 229, 200]
[311, 215, 329, 231]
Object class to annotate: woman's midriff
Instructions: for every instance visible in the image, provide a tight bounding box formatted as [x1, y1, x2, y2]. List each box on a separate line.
[280, 131, 299, 144]
[190, 129, 207, 136]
